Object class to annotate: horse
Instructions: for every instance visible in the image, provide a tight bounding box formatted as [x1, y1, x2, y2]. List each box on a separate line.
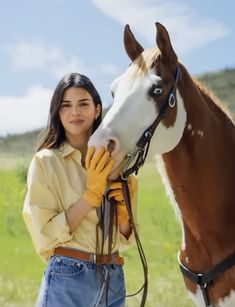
[89, 22, 235, 306]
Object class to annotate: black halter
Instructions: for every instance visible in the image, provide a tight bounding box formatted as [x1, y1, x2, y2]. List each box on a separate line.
[121, 65, 180, 180]
[179, 250, 235, 306]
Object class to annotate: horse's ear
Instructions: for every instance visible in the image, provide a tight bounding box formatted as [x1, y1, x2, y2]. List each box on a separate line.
[124, 24, 144, 62]
[156, 22, 177, 62]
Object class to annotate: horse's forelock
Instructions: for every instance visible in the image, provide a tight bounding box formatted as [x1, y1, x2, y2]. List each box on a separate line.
[126, 48, 160, 77]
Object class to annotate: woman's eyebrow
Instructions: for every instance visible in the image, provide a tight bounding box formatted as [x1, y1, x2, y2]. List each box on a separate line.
[78, 98, 91, 102]
[62, 98, 91, 103]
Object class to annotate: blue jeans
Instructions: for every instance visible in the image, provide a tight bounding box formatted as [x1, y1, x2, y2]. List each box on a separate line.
[36, 255, 126, 307]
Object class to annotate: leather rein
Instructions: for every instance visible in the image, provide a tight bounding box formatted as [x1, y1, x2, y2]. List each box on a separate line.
[118, 66, 180, 306]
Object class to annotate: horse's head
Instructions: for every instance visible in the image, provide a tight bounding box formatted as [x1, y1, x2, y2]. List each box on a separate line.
[89, 22, 187, 178]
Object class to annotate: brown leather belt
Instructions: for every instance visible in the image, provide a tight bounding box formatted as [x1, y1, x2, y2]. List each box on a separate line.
[54, 247, 124, 266]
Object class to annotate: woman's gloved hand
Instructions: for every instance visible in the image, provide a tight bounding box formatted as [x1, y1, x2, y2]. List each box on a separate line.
[82, 147, 114, 207]
[108, 176, 137, 224]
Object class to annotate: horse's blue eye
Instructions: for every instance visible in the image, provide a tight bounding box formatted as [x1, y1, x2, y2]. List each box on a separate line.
[152, 87, 163, 96]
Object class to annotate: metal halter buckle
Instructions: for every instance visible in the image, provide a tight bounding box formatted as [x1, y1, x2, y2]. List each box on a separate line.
[121, 147, 141, 180]
[168, 93, 176, 108]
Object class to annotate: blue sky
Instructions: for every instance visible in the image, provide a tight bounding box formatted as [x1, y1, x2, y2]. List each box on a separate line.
[0, 0, 234, 136]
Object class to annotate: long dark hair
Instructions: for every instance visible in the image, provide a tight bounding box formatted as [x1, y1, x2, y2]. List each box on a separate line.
[37, 73, 102, 151]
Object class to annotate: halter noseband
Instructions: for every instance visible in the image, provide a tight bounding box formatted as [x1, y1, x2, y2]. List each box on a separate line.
[121, 65, 180, 180]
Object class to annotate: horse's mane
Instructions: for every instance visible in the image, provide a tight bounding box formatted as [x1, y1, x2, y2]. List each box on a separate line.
[193, 78, 234, 124]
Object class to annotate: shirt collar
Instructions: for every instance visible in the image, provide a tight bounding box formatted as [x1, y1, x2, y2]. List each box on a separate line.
[59, 142, 82, 159]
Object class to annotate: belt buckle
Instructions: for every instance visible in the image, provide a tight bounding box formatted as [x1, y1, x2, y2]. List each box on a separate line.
[88, 253, 97, 264]
[93, 253, 97, 263]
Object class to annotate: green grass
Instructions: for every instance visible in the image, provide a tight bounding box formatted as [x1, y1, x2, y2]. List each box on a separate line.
[0, 169, 44, 307]
[0, 160, 194, 307]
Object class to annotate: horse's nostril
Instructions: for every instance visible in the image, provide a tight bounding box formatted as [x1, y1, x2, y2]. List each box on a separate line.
[107, 139, 116, 154]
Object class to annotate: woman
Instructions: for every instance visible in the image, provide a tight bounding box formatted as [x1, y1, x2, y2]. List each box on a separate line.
[22, 73, 137, 307]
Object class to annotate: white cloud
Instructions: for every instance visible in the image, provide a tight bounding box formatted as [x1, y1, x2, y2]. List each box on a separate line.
[91, 0, 229, 56]
[6, 41, 62, 70]
[0, 85, 53, 136]
[5, 41, 85, 78]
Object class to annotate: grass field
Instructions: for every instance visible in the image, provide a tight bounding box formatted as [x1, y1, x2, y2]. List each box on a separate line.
[0, 156, 194, 307]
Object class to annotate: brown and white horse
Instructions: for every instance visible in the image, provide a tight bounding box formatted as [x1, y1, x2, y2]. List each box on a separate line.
[89, 22, 235, 306]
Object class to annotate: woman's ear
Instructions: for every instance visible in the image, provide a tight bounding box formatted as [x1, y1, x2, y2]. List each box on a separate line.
[95, 104, 101, 119]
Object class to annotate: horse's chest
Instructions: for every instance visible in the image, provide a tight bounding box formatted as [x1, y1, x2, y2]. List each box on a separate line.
[189, 287, 235, 307]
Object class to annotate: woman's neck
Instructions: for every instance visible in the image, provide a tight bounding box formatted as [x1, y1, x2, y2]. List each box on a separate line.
[65, 132, 91, 166]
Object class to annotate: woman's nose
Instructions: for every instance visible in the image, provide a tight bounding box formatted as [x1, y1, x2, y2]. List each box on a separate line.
[72, 108, 80, 116]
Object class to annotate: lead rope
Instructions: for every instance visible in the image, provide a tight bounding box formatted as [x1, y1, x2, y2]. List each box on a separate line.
[121, 179, 148, 306]
[93, 266, 109, 307]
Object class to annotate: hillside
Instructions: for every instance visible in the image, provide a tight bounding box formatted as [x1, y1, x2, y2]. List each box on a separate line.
[198, 67, 235, 111]
[0, 67, 234, 156]
[0, 130, 42, 156]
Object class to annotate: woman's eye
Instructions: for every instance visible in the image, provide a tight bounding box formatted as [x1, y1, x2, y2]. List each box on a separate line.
[61, 103, 71, 108]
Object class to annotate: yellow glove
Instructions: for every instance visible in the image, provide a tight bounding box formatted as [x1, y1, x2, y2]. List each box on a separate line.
[108, 176, 137, 224]
[82, 147, 114, 207]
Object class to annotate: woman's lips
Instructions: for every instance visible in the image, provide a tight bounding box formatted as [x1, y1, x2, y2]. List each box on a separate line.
[69, 120, 84, 125]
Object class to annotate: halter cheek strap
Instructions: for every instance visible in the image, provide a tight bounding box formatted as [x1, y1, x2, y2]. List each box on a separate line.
[121, 65, 180, 180]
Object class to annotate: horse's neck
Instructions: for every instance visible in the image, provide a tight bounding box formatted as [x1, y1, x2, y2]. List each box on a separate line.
[161, 64, 235, 263]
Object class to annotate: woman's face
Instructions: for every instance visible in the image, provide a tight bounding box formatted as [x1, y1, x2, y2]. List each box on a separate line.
[59, 87, 101, 141]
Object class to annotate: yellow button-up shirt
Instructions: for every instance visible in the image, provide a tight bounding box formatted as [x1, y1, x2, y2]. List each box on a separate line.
[23, 142, 137, 262]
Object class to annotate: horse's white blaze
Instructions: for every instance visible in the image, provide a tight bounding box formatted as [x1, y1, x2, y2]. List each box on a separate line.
[89, 70, 159, 156]
[156, 155, 186, 251]
[189, 288, 235, 307]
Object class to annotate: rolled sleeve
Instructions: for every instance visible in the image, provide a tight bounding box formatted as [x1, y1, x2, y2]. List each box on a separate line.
[23, 155, 73, 260]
